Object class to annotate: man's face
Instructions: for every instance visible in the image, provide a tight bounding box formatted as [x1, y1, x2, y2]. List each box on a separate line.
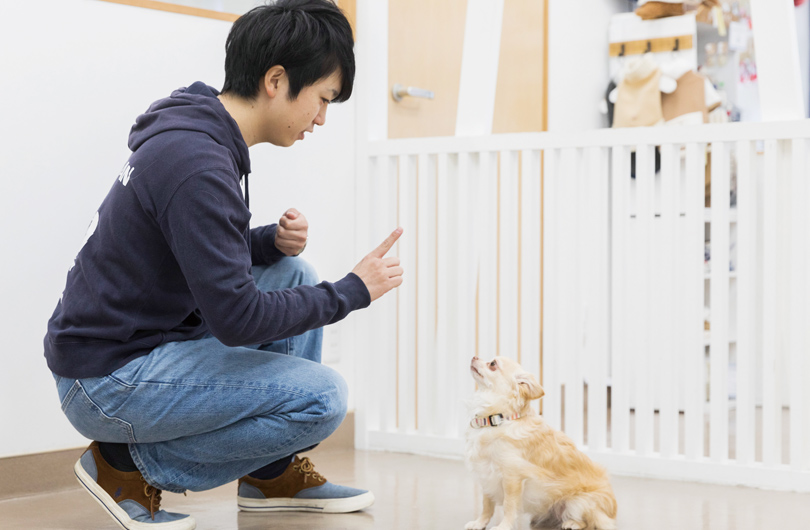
[264, 70, 342, 147]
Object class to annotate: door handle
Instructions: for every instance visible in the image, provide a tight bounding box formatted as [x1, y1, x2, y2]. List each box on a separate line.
[392, 83, 435, 102]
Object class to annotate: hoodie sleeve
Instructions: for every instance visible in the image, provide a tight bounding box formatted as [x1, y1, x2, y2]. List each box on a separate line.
[250, 224, 286, 266]
[160, 170, 370, 347]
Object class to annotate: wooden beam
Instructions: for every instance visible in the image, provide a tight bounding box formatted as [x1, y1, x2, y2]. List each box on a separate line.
[95, 0, 240, 22]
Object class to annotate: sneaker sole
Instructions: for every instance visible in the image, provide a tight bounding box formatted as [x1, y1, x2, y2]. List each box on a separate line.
[238, 491, 375, 513]
[74, 459, 196, 530]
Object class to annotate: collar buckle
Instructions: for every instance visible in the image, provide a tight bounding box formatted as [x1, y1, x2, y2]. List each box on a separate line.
[488, 414, 505, 426]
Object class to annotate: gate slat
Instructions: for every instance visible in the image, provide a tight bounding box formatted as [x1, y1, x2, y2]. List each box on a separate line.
[735, 140, 755, 464]
[585, 146, 609, 451]
[499, 151, 520, 361]
[684, 142, 706, 459]
[415, 153, 437, 436]
[709, 141, 730, 461]
[478, 152, 498, 358]
[456, 152, 478, 438]
[561, 147, 582, 444]
[762, 140, 780, 466]
[635, 144, 655, 456]
[519, 150, 543, 415]
[789, 139, 807, 469]
[542, 148, 561, 431]
[397, 154, 418, 433]
[659, 143, 679, 458]
[610, 145, 630, 452]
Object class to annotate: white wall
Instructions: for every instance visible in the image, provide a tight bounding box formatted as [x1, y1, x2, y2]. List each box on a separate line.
[750, 0, 805, 120]
[795, 1, 810, 117]
[0, 0, 357, 458]
[547, 0, 627, 132]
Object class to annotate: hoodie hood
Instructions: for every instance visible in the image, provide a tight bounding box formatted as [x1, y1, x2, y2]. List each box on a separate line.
[128, 82, 251, 176]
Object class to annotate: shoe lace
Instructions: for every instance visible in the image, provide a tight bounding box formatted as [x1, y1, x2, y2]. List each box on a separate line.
[141, 476, 162, 520]
[293, 457, 325, 484]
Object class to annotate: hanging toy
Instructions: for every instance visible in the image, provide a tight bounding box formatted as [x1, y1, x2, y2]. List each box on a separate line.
[635, 0, 686, 20]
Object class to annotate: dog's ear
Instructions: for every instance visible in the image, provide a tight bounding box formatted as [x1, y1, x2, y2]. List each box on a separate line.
[515, 372, 544, 401]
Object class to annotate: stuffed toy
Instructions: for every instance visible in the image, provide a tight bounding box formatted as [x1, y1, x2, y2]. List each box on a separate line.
[635, 0, 685, 20]
[612, 54, 671, 128]
[687, 0, 722, 24]
[635, 1, 723, 24]
[661, 60, 706, 124]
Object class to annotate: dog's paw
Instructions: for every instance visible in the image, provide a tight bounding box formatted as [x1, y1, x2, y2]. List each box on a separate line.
[561, 520, 585, 530]
[491, 525, 514, 530]
[464, 520, 488, 530]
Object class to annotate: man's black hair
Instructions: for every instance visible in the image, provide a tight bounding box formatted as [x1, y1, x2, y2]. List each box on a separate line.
[222, 0, 355, 102]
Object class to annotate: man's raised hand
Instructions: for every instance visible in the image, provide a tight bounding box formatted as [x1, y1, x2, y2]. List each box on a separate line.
[352, 228, 404, 302]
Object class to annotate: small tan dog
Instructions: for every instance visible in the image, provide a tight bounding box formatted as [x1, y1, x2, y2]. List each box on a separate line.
[465, 356, 617, 530]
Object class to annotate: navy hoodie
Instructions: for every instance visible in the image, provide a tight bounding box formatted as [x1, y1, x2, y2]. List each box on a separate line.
[45, 82, 370, 379]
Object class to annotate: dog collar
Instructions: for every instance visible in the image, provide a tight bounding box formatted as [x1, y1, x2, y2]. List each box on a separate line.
[470, 412, 521, 428]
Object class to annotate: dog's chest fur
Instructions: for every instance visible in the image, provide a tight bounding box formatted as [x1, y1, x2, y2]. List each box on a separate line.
[466, 428, 510, 501]
[465, 419, 556, 512]
[466, 423, 538, 499]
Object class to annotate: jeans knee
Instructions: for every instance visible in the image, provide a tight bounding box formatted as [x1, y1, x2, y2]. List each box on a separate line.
[319, 366, 348, 429]
[288, 257, 319, 287]
[253, 257, 319, 292]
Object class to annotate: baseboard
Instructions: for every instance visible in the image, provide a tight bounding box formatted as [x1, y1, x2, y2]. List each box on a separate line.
[0, 411, 355, 501]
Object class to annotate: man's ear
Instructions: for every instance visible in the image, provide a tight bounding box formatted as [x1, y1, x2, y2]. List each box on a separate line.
[263, 65, 286, 99]
[515, 372, 544, 401]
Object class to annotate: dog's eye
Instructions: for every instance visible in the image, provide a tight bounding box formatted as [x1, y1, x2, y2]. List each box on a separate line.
[488, 361, 497, 371]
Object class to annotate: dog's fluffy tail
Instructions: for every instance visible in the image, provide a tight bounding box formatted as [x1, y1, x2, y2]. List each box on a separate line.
[559, 488, 617, 530]
[584, 488, 617, 530]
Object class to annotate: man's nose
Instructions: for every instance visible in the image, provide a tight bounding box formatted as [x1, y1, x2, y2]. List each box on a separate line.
[314, 106, 327, 127]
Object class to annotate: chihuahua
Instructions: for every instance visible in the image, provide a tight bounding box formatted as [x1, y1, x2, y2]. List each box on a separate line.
[465, 355, 617, 530]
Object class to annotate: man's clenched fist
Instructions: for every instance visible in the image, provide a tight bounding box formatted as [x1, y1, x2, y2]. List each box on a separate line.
[275, 208, 308, 256]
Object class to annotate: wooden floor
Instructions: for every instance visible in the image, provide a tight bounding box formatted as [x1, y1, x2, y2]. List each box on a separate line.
[1, 444, 808, 530]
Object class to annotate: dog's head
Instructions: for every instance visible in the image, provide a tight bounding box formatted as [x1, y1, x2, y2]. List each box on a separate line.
[469, 355, 544, 413]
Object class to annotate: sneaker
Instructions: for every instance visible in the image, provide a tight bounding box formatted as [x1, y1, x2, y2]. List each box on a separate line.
[74, 442, 196, 530]
[237, 455, 374, 513]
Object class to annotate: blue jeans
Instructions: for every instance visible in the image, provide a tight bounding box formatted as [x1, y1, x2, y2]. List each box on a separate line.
[53, 258, 347, 493]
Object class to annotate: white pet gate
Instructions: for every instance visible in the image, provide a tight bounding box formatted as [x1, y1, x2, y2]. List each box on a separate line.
[352, 121, 810, 492]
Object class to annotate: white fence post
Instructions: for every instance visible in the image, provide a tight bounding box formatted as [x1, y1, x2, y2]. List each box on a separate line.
[519, 150, 543, 416]
[543, 148, 562, 432]
[709, 141, 730, 462]
[762, 140, 781, 467]
[789, 138, 808, 471]
[610, 144, 631, 454]
[735, 140, 756, 465]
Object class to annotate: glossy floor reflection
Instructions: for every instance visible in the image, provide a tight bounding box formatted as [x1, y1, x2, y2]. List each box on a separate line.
[1, 446, 807, 529]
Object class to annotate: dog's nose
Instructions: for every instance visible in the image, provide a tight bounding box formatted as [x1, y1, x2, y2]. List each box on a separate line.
[471, 356, 478, 362]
